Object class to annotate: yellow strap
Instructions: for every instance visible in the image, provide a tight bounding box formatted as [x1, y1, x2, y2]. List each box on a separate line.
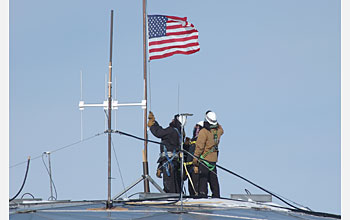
[184, 161, 193, 166]
[190, 141, 196, 145]
[184, 161, 197, 195]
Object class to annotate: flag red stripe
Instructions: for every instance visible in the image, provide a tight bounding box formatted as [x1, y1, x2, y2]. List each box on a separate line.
[149, 35, 198, 46]
[149, 42, 199, 53]
[166, 29, 198, 36]
[149, 48, 200, 60]
[167, 20, 180, 23]
[166, 15, 187, 21]
[166, 24, 183, 30]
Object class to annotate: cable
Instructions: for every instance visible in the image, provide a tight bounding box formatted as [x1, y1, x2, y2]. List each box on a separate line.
[182, 149, 341, 219]
[110, 129, 341, 219]
[21, 193, 35, 199]
[10, 157, 31, 202]
[110, 129, 297, 208]
[180, 148, 301, 210]
[112, 130, 162, 145]
[41, 153, 58, 200]
[10, 132, 105, 169]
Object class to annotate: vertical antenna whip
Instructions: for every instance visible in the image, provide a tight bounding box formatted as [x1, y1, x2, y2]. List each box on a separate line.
[80, 70, 83, 141]
[105, 73, 107, 130]
[114, 75, 117, 129]
[177, 84, 180, 114]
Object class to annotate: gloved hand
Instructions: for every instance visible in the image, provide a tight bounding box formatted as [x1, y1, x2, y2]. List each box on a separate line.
[192, 157, 199, 166]
[156, 168, 162, 178]
[148, 111, 155, 127]
[193, 166, 199, 174]
[184, 137, 191, 146]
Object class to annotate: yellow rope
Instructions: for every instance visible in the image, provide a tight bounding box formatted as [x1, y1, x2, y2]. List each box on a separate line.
[184, 163, 197, 195]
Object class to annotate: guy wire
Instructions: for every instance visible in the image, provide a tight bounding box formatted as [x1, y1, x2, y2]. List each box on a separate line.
[10, 132, 105, 169]
[111, 137, 127, 196]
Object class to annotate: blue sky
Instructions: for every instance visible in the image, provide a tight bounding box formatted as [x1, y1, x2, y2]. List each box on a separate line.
[8, 0, 341, 215]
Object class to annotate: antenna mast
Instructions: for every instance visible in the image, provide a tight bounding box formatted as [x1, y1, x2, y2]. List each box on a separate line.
[107, 9, 114, 209]
[79, 9, 149, 207]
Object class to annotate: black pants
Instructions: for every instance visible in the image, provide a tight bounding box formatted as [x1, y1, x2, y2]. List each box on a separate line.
[161, 161, 181, 193]
[198, 163, 220, 198]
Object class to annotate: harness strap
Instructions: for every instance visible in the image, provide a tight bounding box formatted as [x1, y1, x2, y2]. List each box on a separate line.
[162, 145, 177, 176]
[200, 155, 216, 171]
[159, 152, 178, 158]
[173, 127, 182, 146]
[159, 127, 182, 177]
[199, 129, 219, 171]
[200, 129, 219, 159]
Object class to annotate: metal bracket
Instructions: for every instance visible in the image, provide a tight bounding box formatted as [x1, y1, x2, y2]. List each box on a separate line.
[79, 100, 146, 110]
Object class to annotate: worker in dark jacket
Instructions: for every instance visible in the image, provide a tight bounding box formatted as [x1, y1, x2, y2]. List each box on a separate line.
[185, 121, 204, 197]
[193, 111, 224, 198]
[148, 111, 185, 193]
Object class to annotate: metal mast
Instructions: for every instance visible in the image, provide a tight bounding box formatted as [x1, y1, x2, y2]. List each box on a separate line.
[107, 10, 114, 208]
[79, 9, 149, 207]
[142, 0, 150, 193]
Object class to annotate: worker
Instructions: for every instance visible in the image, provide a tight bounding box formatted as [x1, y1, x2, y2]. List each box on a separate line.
[148, 111, 186, 193]
[185, 121, 204, 197]
[192, 110, 224, 198]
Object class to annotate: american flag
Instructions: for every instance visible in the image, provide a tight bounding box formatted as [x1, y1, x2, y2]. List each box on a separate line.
[148, 15, 200, 60]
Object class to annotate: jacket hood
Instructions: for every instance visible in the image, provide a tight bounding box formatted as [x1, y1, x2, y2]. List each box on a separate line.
[169, 115, 182, 131]
[203, 121, 218, 131]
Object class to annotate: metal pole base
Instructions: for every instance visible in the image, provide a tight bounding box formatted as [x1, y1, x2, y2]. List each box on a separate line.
[113, 174, 165, 200]
[169, 210, 189, 214]
[106, 200, 113, 209]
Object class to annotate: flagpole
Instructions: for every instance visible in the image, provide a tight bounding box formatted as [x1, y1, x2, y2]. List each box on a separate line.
[142, 0, 150, 193]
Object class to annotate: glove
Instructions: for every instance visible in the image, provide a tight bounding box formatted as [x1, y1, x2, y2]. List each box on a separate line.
[192, 157, 199, 166]
[193, 166, 199, 174]
[148, 111, 154, 120]
[156, 168, 162, 178]
[184, 137, 191, 146]
[147, 111, 155, 127]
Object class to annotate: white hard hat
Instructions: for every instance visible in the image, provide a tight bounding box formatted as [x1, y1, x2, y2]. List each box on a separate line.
[176, 115, 187, 126]
[205, 111, 217, 125]
[196, 121, 204, 127]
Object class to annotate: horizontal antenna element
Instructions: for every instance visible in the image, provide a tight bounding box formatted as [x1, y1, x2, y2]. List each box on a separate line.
[79, 100, 146, 110]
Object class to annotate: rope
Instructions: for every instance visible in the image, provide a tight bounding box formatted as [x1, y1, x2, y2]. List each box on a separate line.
[10, 132, 105, 169]
[10, 157, 31, 202]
